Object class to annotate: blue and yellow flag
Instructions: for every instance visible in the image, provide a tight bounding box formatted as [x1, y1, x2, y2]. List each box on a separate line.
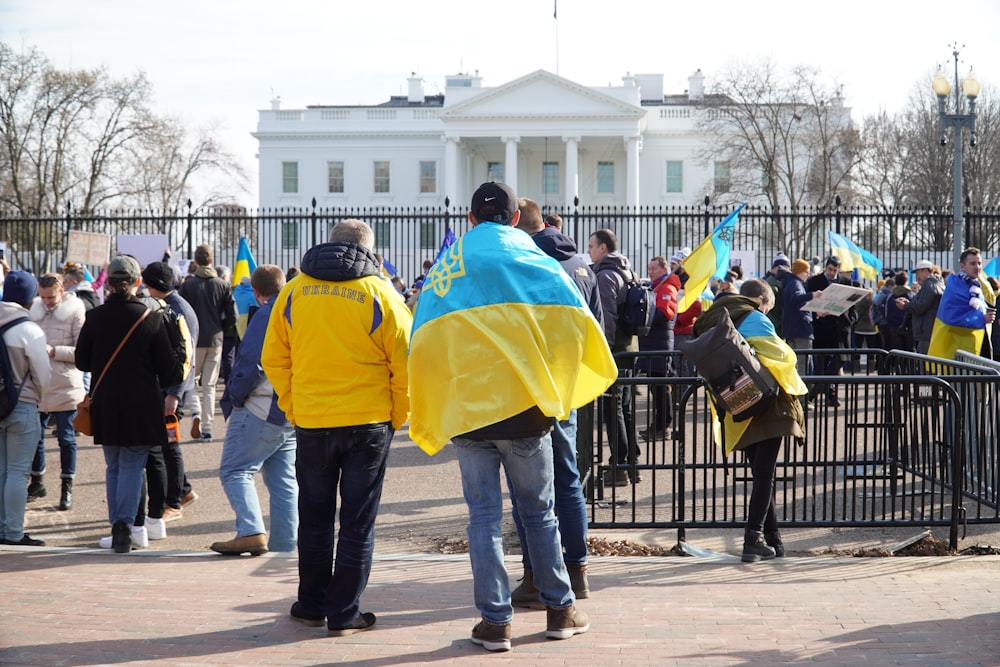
[828, 231, 881, 281]
[408, 222, 617, 455]
[928, 273, 993, 361]
[231, 237, 257, 287]
[677, 204, 744, 312]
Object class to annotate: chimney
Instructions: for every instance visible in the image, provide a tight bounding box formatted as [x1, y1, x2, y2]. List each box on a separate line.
[407, 72, 425, 104]
[634, 73, 663, 102]
[688, 69, 705, 102]
[270, 96, 282, 111]
[622, 71, 635, 87]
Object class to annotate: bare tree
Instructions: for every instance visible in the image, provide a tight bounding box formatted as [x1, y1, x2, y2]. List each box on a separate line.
[695, 58, 859, 257]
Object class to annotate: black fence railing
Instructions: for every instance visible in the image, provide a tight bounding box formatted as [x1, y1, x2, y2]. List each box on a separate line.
[3, 205, 1000, 285]
[580, 349, 1000, 550]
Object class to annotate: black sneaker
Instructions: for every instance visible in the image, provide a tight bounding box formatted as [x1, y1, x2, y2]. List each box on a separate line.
[471, 620, 511, 652]
[111, 520, 131, 553]
[4, 534, 46, 546]
[328, 612, 376, 637]
[289, 601, 325, 627]
[602, 469, 629, 487]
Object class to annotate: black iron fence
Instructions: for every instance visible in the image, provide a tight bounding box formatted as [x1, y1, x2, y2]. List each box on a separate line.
[3, 204, 1000, 285]
[579, 349, 1000, 550]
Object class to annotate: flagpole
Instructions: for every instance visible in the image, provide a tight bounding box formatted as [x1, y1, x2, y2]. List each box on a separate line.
[554, 0, 559, 75]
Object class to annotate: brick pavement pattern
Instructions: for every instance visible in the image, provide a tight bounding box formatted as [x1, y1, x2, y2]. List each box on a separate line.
[1, 551, 998, 666]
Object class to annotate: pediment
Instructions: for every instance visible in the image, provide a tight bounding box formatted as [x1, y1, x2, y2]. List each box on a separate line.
[440, 70, 644, 121]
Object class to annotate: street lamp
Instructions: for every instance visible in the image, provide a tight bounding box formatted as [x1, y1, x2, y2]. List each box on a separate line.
[933, 44, 980, 270]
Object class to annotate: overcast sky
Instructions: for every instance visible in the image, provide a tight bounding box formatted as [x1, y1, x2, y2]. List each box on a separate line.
[3, 0, 999, 205]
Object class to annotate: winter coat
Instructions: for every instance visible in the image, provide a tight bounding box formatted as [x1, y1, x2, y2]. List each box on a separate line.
[532, 226, 603, 323]
[178, 266, 236, 347]
[0, 302, 51, 408]
[75, 294, 183, 447]
[590, 252, 637, 353]
[638, 272, 680, 374]
[29, 293, 86, 412]
[905, 273, 945, 345]
[780, 271, 814, 340]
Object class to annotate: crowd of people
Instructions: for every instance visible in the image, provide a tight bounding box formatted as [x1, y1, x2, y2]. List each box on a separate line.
[3, 186, 996, 651]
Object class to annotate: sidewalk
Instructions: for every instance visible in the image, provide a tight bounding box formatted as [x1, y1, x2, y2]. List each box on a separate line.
[1, 549, 998, 666]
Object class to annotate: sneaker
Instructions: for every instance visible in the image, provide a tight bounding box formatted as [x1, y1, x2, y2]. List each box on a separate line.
[545, 605, 589, 640]
[742, 531, 777, 563]
[179, 490, 199, 507]
[146, 517, 168, 540]
[328, 612, 377, 637]
[162, 507, 183, 523]
[130, 526, 149, 549]
[190, 416, 202, 440]
[470, 620, 511, 652]
[200, 432, 213, 440]
[4, 534, 46, 547]
[289, 601, 325, 627]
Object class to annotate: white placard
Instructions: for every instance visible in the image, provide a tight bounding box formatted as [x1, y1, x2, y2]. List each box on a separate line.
[116, 235, 169, 269]
[801, 283, 870, 315]
[67, 231, 111, 266]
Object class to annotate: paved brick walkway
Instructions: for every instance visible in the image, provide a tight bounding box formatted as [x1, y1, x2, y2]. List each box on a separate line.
[1, 549, 998, 666]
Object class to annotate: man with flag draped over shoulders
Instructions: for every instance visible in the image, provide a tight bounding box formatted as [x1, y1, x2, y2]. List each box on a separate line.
[408, 182, 616, 652]
[929, 247, 996, 361]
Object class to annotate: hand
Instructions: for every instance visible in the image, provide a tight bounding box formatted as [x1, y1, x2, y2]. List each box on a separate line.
[895, 298, 906, 310]
[987, 309, 997, 325]
[164, 394, 179, 416]
[47, 344, 55, 358]
[811, 289, 823, 300]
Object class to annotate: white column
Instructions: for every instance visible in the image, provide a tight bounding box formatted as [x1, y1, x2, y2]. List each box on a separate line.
[443, 136, 459, 206]
[563, 136, 580, 209]
[503, 136, 519, 191]
[626, 136, 641, 207]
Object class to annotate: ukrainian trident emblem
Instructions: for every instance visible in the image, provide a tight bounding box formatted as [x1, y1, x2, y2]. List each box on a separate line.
[425, 239, 466, 297]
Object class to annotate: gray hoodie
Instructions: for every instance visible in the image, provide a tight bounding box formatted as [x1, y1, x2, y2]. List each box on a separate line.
[0, 302, 51, 407]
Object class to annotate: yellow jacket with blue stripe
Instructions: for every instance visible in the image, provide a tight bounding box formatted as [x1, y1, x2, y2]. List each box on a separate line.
[261, 242, 412, 430]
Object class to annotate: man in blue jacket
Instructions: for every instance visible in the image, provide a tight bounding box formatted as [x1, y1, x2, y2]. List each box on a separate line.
[211, 265, 297, 556]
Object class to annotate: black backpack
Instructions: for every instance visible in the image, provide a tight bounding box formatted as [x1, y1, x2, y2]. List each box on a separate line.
[614, 268, 656, 337]
[676, 308, 780, 422]
[0, 317, 31, 420]
[881, 293, 910, 330]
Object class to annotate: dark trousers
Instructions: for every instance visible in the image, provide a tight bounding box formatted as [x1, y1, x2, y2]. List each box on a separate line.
[295, 422, 392, 628]
[143, 446, 166, 521]
[162, 440, 192, 509]
[601, 378, 639, 465]
[743, 437, 781, 534]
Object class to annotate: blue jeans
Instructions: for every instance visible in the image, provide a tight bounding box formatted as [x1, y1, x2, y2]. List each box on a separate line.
[219, 408, 298, 552]
[509, 411, 588, 570]
[103, 445, 151, 526]
[454, 434, 573, 626]
[295, 422, 392, 628]
[0, 402, 42, 541]
[33, 411, 78, 478]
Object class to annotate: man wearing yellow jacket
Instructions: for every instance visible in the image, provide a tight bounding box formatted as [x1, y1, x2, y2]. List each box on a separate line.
[262, 219, 412, 637]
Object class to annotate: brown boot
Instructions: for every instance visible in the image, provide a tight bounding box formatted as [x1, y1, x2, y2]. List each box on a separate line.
[511, 570, 544, 609]
[545, 605, 590, 639]
[210, 533, 268, 556]
[567, 563, 589, 599]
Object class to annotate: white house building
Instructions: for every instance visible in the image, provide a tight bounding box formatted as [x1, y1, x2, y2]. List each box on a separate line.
[253, 69, 725, 211]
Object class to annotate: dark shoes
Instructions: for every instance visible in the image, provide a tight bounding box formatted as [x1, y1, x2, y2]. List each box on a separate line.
[58, 478, 73, 511]
[471, 620, 511, 652]
[639, 427, 667, 441]
[4, 534, 46, 546]
[26, 474, 46, 501]
[765, 531, 785, 557]
[512, 564, 589, 609]
[289, 601, 325, 627]
[545, 605, 590, 639]
[111, 520, 131, 553]
[742, 530, 776, 563]
[328, 612, 377, 637]
[210, 533, 268, 557]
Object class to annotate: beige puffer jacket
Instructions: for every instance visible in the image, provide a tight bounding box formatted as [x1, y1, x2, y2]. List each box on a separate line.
[29, 293, 86, 412]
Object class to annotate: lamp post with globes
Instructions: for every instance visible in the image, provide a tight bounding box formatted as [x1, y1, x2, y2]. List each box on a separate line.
[932, 44, 980, 270]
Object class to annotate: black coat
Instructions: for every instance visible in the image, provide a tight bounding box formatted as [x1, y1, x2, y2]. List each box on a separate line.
[75, 294, 183, 447]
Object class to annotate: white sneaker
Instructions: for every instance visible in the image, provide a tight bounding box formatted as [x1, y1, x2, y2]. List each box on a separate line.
[98, 526, 148, 549]
[146, 517, 167, 540]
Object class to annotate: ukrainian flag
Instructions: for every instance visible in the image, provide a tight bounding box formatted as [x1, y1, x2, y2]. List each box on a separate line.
[928, 273, 993, 361]
[407, 222, 617, 455]
[231, 237, 257, 287]
[678, 204, 744, 313]
[828, 231, 881, 281]
[231, 237, 257, 337]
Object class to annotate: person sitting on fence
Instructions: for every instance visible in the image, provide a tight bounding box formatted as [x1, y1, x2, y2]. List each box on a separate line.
[692, 278, 807, 562]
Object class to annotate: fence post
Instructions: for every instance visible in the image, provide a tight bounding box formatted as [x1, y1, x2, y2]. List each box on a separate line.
[311, 197, 318, 249]
[835, 194, 841, 235]
[185, 199, 194, 259]
[703, 195, 710, 236]
[572, 195, 579, 241]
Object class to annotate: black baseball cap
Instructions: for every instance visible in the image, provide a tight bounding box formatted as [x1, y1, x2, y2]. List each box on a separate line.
[470, 182, 517, 222]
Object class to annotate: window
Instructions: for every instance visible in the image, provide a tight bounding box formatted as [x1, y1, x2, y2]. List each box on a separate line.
[373, 160, 391, 193]
[487, 161, 504, 182]
[542, 161, 559, 194]
[665, 161, 683, 193]
[281, 222, 299, 249]
[327, 161, 344, 193]
[420, 221, 437, 250]
[597, 162, 615, 194]
[714, 160, 731, 193]
[419, 161, 437, 193]
[282, 162, 298, 194]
